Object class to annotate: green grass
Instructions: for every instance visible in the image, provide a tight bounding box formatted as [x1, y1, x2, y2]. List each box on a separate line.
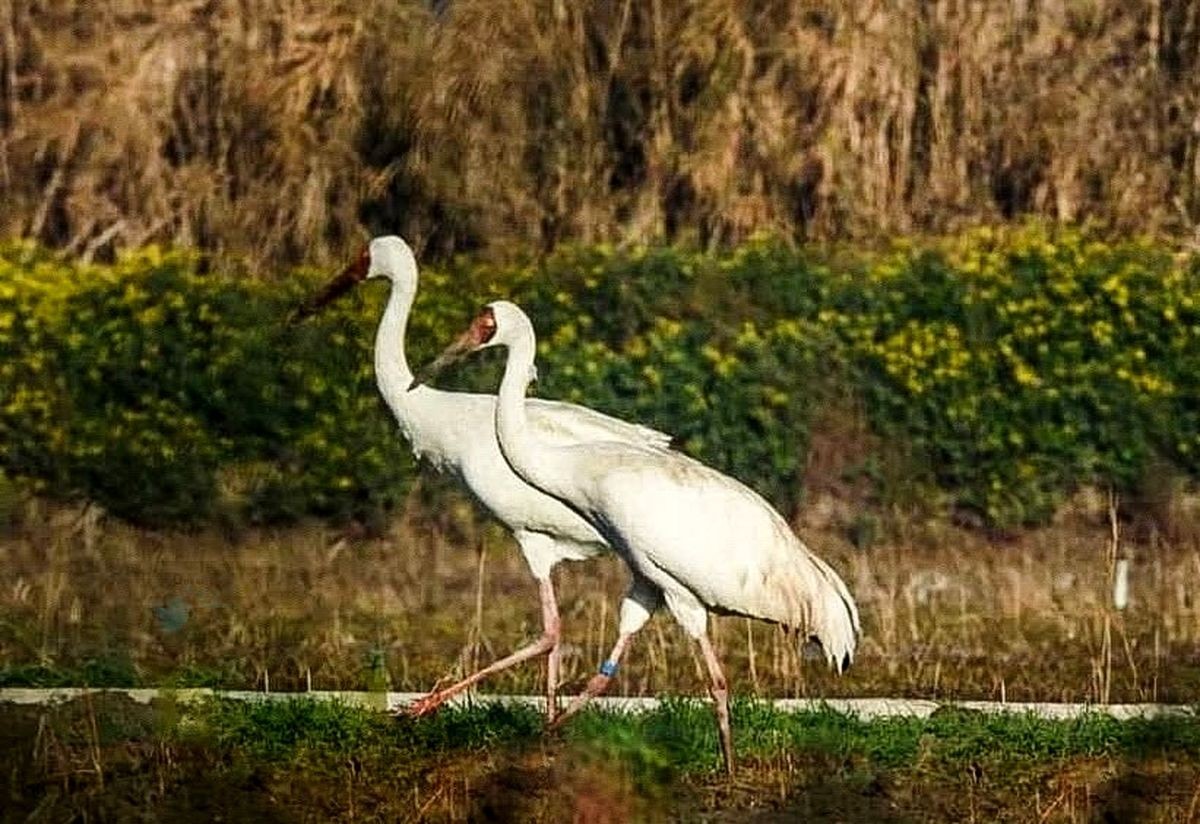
[5, 695, 1200, 821]
[17, 692, 1200, 772]
[533, 698, 1196, 800]
[196, 697, 546, 763]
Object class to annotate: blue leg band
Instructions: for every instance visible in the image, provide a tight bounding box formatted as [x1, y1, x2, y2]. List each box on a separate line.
[599, 660, 619, 677]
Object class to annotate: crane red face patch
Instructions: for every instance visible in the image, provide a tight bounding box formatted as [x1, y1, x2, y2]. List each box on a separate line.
[472, 306, 498, 346]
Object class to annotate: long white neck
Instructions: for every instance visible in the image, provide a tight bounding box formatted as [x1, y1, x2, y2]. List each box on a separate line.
[494, 328, 545, 487]
[374, 279, 416, 407]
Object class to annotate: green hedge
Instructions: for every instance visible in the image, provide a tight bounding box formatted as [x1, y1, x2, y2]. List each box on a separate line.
[0, 244, 413, 525]
[1, 225, 1197, 529]
[831, 227, 1200, 524]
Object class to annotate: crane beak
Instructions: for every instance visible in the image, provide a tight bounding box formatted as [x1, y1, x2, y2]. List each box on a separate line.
[412, 331, 478, 388]
[289, 255, 370, 325]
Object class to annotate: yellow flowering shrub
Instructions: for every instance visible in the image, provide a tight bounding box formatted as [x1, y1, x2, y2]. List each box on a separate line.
[0, 244, 414, 525]
[2, 224, 1197, 529]
[526, 314, 833, 513]
[458, 227, 1199, 527]
[833, 224, 1200, 524]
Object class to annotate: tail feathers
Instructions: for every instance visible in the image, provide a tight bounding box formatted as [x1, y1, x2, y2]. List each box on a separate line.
[703, 525, 861, 674]
[793, 551, 861, 674]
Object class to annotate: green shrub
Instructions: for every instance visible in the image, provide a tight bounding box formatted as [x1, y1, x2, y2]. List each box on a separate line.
[830, 225, 1200, 524]
[0, 244, 413, 526]
[409, 242, 832, 516]
[1, 227, 1197, 529]
[505, 244, 703, 348]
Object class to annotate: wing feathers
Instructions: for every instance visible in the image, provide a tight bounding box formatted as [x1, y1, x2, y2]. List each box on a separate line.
[527, 398, 672, 450]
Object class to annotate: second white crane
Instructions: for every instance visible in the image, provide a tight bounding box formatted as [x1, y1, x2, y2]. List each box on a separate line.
[424, 300, 861, 773]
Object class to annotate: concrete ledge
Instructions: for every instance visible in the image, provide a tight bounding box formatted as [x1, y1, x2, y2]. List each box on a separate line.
[0, 688, 1194, 720]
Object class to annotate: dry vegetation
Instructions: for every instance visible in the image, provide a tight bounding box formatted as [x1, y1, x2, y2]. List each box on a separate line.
[3, 0, 1199, 265]
[3, 482, 1199, 704]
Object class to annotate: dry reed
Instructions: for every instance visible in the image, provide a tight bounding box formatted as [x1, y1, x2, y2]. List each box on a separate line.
[2, 485, 1198, 703]
[2, 0, 1198, 266]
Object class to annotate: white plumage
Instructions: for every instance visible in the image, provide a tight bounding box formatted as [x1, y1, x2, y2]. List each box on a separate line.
[300, 236, 672, 719]
[429, 300, 861, 772]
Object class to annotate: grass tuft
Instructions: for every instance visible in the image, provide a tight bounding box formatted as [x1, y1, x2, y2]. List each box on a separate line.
[187, 696, 546, 764]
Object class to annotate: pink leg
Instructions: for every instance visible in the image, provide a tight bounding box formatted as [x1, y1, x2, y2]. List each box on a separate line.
[543, 581, 561, 723]
[698, 634, 734, 774]
[549, 632, 634, 730]
[405, 579, 561, 719]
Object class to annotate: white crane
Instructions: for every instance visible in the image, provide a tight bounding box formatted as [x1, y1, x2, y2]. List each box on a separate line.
[297, 236, 673, 720]
[423, 300, 861, 773]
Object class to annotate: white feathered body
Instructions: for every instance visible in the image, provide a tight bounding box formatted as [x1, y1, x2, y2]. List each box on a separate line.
[487, 301, 861, 672]
[527, 440, 861, 669]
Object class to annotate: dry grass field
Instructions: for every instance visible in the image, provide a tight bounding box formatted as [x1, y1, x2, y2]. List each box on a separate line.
[3, 483, 1198, 705]
[5, 478, 1200, 820]
[5, 1, 1199, 264]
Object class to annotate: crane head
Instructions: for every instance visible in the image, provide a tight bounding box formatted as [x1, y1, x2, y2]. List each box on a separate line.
[413, 305, 498, 386]
[289, 246, 372, 324]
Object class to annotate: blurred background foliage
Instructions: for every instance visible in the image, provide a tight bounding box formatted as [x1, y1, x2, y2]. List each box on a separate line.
[2, 224, 1197, 529]
[2, 0, 1199, 266]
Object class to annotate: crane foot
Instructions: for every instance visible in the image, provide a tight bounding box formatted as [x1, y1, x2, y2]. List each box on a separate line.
[393, 677, 454, 718]
[548, 673, 611, 731]
[402, 693, 446, 718]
